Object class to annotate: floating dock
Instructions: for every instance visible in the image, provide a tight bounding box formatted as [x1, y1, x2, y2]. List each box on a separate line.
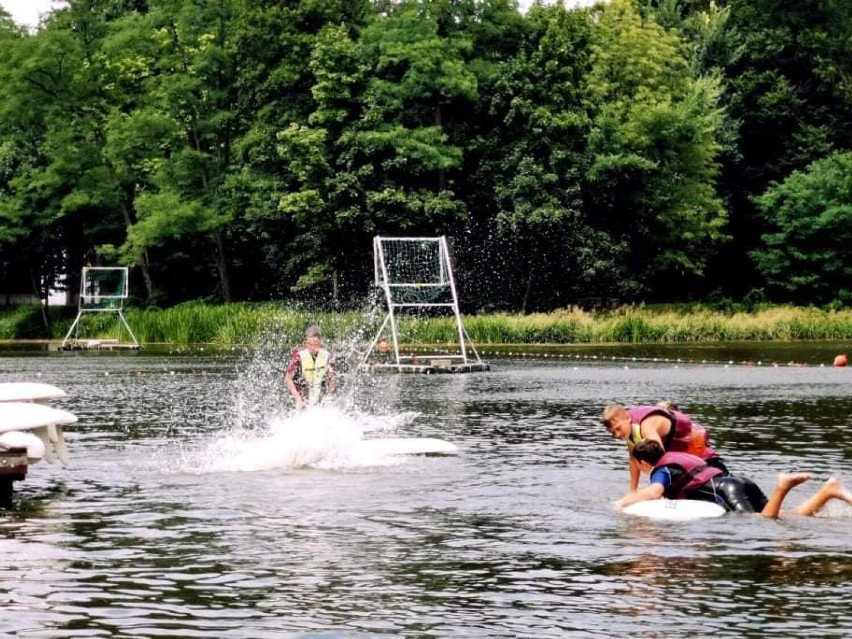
[57, 339, 142, 352]
[359, 355, 490, 374]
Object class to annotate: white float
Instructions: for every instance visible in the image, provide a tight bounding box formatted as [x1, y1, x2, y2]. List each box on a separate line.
[0, 382, 67, 404]
[0, 401, 76, 466]
[622, 498, 726, 521]
[354, 437, 458, 456]
[0, 430, 47, 462]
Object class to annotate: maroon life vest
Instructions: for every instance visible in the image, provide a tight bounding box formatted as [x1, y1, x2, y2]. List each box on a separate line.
[627, 406, 690, 450]
[655, 451, 723, 499]
[628, 406, 720, 460]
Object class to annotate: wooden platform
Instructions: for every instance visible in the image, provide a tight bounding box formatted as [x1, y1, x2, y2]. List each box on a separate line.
[0, 447, 27, 505]
[58, 339, 142, 352]
[359, 356, 490, 374]
[0, 447, 27, 476]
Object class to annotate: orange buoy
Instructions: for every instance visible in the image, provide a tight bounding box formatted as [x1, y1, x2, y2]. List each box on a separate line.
[834, 354, 848, 367]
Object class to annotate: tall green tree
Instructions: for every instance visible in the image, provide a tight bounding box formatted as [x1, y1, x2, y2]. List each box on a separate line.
[116, 0, 245, 303]
[710, 0, 852, 297]
[0, 15, 60, 325]
[0, 4, 128, 314]
[0, 1, 173, 306]
[274, 0, 478, 303]
[584, 0, 728, 300]
[352, 0, 478, 230]
[225, 0, 373, 303]
[464, 2, 595, 311]
[751, 151, 852, 305]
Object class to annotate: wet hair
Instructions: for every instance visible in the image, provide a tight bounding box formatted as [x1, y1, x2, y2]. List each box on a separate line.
[656, 401, 679, 411]
[601, 403, 626, 426]
[632, 439, 665, 465]
[305, 325, 322, 340]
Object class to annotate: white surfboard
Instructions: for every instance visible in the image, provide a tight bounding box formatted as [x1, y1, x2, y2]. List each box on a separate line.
[622, 498, 726, 521]
[0, 382, 67, 403]
[0, 430, 46, 462]
[0, 402, 78, 432]
[355, 437, 458, 456]
[0, 402, 76, 466]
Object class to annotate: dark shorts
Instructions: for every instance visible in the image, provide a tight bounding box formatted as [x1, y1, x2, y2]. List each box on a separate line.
[704, 476, 768, 513]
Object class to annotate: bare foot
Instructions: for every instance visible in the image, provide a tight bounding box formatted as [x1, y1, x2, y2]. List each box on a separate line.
[825, 477, 852, 505]
[778, 472, 811, 490]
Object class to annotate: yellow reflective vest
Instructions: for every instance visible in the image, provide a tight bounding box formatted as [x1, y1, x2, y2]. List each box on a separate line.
[626, 423, 643, 450]
[298, 347, 330, 404]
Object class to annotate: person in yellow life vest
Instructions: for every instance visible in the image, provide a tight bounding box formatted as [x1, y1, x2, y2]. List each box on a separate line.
[285, 326, 335, 409]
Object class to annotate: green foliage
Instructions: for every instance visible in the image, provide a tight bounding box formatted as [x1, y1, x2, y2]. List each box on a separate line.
[0, 304, 76, 339]
[585, 0, 729, 295]
[0, 0, 849, 312]
[703, 0, 852, 297]
[752, 151, 852, 305]
[6, 302, 852, 345]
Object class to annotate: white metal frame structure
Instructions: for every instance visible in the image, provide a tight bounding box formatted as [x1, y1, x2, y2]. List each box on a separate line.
[60, 267, 140, 350]
[361, 236, 485, 371]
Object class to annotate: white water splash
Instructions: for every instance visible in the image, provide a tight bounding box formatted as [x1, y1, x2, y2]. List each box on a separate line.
[174, 404, 422, 474]
[167, 310, 429, 474]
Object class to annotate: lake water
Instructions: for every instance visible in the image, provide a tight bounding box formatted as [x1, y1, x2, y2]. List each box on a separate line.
[1, 344, 851, 638]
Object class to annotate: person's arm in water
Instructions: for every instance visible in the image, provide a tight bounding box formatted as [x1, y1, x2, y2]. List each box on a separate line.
[615, 482, 664, 511]
[616, 463, 670, 510]
[629, 456, 642, 491]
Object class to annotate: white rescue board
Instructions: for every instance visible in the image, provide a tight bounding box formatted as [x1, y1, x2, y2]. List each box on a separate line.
[622, 498, 726, 521]
[355, 438, 458, 456]
[0, 402, 76, 466]
[0, 402, 78, 432]
[0, 431, 46, 461]
[0, 382, 67, 403]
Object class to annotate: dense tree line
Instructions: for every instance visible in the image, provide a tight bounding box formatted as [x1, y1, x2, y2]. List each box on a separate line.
[0, 0, 849, 314]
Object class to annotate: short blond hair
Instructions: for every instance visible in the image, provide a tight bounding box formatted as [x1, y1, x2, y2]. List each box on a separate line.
[601, 403, 627, 425]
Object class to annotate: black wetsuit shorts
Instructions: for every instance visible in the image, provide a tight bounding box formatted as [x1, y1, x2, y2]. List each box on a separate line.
[686, 475, 768, 513]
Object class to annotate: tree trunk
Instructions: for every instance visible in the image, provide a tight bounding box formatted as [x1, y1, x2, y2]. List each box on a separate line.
[29, 268, 50, 336]
[435, 102, 446, 191]
[521, 263, 534, 315]
[117, 198, 155, 303]
[214, 230, 231, 303]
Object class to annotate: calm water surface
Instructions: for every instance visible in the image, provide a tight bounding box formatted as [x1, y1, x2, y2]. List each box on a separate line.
[1, 345, 850, 638]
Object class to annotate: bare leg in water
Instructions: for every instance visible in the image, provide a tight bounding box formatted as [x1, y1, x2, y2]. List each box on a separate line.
[791, 477, 852, 516]
[760, 472, 811, 518]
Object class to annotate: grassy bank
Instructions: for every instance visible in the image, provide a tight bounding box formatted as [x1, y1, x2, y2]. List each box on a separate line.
[2, 302, 851, 347]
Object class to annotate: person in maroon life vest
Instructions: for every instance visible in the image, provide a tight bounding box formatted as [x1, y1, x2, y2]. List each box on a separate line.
[602, 403, 728, 491]
[615, 440, 852, 518]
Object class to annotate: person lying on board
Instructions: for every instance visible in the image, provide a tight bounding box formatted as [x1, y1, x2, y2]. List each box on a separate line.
[602, 402, 728, 491]
[615, 439, 852, 517]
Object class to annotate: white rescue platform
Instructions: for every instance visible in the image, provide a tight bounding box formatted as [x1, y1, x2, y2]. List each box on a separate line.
[0, 383, 76, 504]
[0, 382, 67, 404]
[0, 401, 76, 466]
[622, 498, 726, 521]
[354, 437, 458, 456]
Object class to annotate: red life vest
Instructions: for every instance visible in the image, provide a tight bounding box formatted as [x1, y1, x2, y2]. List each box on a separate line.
[628, 406, 718, 460]
[655, 451, 723, 499]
